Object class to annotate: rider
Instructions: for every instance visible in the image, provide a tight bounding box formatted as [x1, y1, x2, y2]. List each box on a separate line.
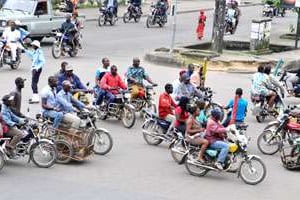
[71, 11, 82, 49]
[174, 96, 189, 134]
[126, 58, 157, 99]
[264, 65, 285, 97]
[186, 106, 209, 163]
[103, 0, 118, 17]
[196, 100, 208, 127]
[57, 80, 86, 129]
[226, 2, 237, 29]
[10, 77, 26, 118]
[41, 76, 64, 129]
[60, 14, 78, 47]
[172, 70, 186, 100]
[94, 58, 111, 106]
[129, 0, 142, 13]
[57, 65, 87, 92]
[155, 0, 168, 21]
[190, 64, 204, 88]
[186, 63, 195, 78]
[1, 94, 24, 153]
[175, 72, 203, 101]
[205, 108, 229, 170]
[159, 83, 177, 126]
[54, 61, 69, 78]
[100, 65, 127, 106]
[251, 65, 276, 111]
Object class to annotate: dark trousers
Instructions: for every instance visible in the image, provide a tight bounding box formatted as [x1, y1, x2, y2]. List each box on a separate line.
[32, 68, 42, 94]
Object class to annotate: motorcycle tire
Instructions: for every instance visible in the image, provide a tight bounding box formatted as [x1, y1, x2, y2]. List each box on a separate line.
[170, 140, 186, 164]
[30, 141, 57, 168]
[68, 49, 78, 57]
[146, 16, 152, 28]
[55, 140, 74, 164]
[121, 106, 136, 128]
[184, 154, 209, 177]
[98, 15, 105, 27]
[257, 129, 281, 155]
[142, 120, 163, 145]
[52, 43, 61, 59]
[110, 16, 117, 26]
[283, 146, 300, 170]
[0, 152, 5, 172]
[134, 15, 141, 23]
[123, 12, 130, 23]
[239, 157, 267, 185]
[93, 129, 113, 155]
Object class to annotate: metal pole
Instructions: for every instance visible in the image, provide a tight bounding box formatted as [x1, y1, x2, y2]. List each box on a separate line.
[169, 0, 178, 54]
[295, 9, 300, 49]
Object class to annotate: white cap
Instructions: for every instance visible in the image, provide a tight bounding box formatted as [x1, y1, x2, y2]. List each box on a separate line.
[65, 65, 73, 71]
[62, 80, 72, 86]
[31, 40, 41, 48]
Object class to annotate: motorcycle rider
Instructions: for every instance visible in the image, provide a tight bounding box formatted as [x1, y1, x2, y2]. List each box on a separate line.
[186, 63, 195, 78]
[205, 108, 229, 170]
[126, 58, 157, 99]
[57, 65, 87, 92]
[71, 11, 82, 49]
[54, 61, 69, 78]
[57, 80, 86, 129]
[103, 0, 118, 17]
[225, 3, 237, 30]
[60, 14, 78, 48]
[232, 1, 241, 28]
[1, 94, 24, 154]
[251, 65, 276, 111]
[129, 0, 142, 13]
[175, 72, 203, 101]
[172, 70, 186, 100]
[95, 58, 111, 105]
[285, 69, 300, 96]
[100, 65, 127, 107]
[41, 76, 64, 129]
[155, 0, 168, 21]
[264, 65, 285, 97]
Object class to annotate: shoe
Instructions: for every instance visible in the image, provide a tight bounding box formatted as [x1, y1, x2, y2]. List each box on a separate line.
[29, 94, 40, 104]
[215, 162, 223, 171]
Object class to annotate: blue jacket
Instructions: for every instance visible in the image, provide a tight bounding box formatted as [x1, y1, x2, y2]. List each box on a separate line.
[57, 90, 85, 113]
[25, 48, 45, 70]
[57, 73, 87, 92]
[1, 104, 21, 127]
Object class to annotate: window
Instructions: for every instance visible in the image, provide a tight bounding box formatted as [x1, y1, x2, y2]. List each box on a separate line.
[34, 1, 48, 15]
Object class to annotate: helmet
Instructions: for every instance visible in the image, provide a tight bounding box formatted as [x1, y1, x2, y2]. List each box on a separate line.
[229, 143, 238, 153]
[211, 108, 222, 120]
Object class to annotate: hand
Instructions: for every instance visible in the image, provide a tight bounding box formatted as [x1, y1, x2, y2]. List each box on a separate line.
[152, 83, 158, 87]
[19, 118, 28, 125]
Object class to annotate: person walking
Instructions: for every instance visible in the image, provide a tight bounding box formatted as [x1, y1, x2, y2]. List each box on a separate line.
[24, 40, 45, 104]
[196, 10, 206, 40]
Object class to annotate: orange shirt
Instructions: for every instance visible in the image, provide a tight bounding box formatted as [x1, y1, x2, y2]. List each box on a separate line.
[99, 73, 127, 94]
[158, 92, 177, 119]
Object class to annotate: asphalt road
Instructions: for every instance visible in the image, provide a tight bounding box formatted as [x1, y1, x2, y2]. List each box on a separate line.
[0, 5, 299, 200]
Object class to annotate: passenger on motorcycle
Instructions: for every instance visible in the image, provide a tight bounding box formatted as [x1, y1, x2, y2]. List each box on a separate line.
[284, 68, 300, 96]
[71, 11, 83, 49]
[0, 94, 24, 153]
[175, 73, 203, 101]
[126, 58, 157, 99]
[223, 88, 248, 127]
[172, 70, 186, 100]
[196, 100, 208, 127]
[174, 96, 189, 134]
[155, 0, 168, 20]
[103, 0, 119, 17]
[57, 65, 87, 93]
[251, 65, 276, 111]
[186, 63, 195, 78]
[226, 3, 237, 28]
[100, 65, 127, 106]
[94, 58, 111, 106]
[264, 65, 285, 98]
[41, 76, 64, 129]
[129, 0, 142, 12]
[205, 108, 229, 170]
[159, 83, 177, 122]
[57, 80, 86, 129]
[186, 106, 209, 163]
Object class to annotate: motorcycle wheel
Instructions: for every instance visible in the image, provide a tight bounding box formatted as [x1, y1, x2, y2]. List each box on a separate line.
[30, 141, 57, 168]
[257, 129, 281, 155]
[140, 102, 157, 119]
[170, 140, 187, 164]
[68, 48, 78, 57]
[146, 16, 152, 28]
[0, 152, 5, 172]
[184, 154, 209, 177]
[123, 12, 130, 23]
[55, 140, 74, 164]
[93, 129, 113, 155]
[52, 43, 61, 59]
[159, 21, 165, 27]
[239, 157, 267, 185]
[98, 15, 105, 26]
[10, 59, 21, 70]
[121, 106, 136, 128]
[142, 120, 163, 145]
[110, 15, 117, 26]
[283, 146, 300, 170]
[134, 15, 141, 23]
[97, 104, 108, 120]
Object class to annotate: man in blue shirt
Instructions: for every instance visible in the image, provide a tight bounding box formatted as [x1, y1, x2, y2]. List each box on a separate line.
[94, 58, 110, 105]
[223, 88, 248, 127]
[57, 65, 87, 92]
[24, 40, 45, 104]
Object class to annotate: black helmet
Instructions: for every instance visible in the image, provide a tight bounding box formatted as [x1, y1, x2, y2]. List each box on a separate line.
[211, 108, 222, 120]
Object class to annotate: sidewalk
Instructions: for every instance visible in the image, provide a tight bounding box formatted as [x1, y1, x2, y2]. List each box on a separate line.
[81, 0, 263, 21]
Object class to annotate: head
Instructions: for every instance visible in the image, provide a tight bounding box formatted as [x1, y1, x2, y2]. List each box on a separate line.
[62, 80, 71, 92]
[164, 83, 173, 94]
[66, 14, 72, 23]
[196, 100, 206, 110]
[178, 70, 186, 82]
[65, 65, 74, 77]
[61, 61, 68, 72]
[102, 57, 110, 68]
[48, 76, 58, 88]
[187, 63, 195, 73]
[235, 88, 243, 97]
[181, 73, 190, 84]
[10, 21, 16, 31]
[211, 108, 222, 121]
[178, 96, 189, 111]
[133, 58, 140, 67]
[257, 64, 264, 73]
[110, 65, 118, 76]
[2, 95, 14, 107]
[15, 77, 26, 89]
[200, 10, 204, 15]
[189, 106, 200, 116]
[264, 65, 272, 75]
[31, 40, 41, 50]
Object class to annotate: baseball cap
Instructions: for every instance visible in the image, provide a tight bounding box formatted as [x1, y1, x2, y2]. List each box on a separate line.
[65, 65, 73, 71]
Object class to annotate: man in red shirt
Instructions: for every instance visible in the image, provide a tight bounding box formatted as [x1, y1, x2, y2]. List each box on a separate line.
[99, 65, 127, 105]
[159, 83, 177, 122]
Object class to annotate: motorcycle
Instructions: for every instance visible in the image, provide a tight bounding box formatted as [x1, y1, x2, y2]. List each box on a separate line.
[257, 107, 300, 155]
[281, 137, 300, 170]
[98, 6, 118, 26]
[0, 43, 22, 70]
[224, 15, 236, 35]
[97, 90, 136, 128]
[251, 89, 285, 123]
[183, 124, 266, 185]
[278, 70, 300, 97]
[51, 29, 79, 59]
[0, 120, 57, 169]
[123, 2, 142, 23]
[146, 2, 167, 28]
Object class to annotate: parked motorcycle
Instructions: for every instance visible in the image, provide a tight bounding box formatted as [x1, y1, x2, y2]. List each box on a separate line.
[146, 2, 167, 28]
[184, 124, 266, 185]
[0, 43, 22, 69]
[97, 90, 136, 128]
[278, 70, 300, 97]
[52, 29, 79, 59]
[0, 120, 57, 169]
[123, 2, 142, 23]
[98, 7, 118, 26]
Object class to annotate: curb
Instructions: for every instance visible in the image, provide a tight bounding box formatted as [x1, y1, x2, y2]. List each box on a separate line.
[85, 2, 263, 22]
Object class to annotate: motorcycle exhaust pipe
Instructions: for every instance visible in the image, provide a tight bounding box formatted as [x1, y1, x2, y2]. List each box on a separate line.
[142, 130, 166, 141]
[170, 147, 188, 155]
[186, 159, 218, 171]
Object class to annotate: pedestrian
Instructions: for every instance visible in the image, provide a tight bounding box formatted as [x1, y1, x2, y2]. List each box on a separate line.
[196, 10, 206, 40]
[10, 77, 26, 117]
[24, 40, 45, 104]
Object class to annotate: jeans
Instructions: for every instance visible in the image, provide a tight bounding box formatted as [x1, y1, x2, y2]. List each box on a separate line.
[32, 68, 42, 94]
[95, 88, 107, 105]
[210, 141, 229, 163]
[43, 110, 64, 129]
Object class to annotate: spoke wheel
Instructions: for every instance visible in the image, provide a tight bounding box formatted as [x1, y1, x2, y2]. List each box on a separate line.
[257, 130, 281, 155]
[240, 157, 267, 185]
[93, 130, 113, 155]
[30, 141, 57, 168]
[55, 140, 74, 164]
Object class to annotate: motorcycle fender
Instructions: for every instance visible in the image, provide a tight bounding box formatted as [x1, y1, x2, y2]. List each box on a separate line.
[237, 155, 262, 177]
[265, 121, 280, 129]
[96, 128, 109, 134]
[125, 103, 135, 110]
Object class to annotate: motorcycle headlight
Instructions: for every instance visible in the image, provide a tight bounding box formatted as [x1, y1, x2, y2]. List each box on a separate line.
[57, 32, 62, 37]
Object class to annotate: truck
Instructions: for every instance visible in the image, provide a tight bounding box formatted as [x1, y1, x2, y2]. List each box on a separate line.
[0, 0, 85, 41]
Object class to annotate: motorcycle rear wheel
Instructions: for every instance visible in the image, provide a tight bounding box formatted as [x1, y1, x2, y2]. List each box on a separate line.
[240, 157, 267, 185]
[146, 16, 152, 28]
[142, 120, 163, 145]
[55, 140, 74, 164]
[121, 106, 136, 128]
[123, 12, 130, 23]
[52, 43, 61, 59]
[93, 130, 113, 155]
[30, 141, 57, 168]
[185, 155, 209, 177]
[257, 129, 281, 155]
[170, 140, 186, 164]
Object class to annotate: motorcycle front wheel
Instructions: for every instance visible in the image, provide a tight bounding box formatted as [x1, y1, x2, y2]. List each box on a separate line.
[98, 14, 105, 26]
[239, 157, 267, 185]
[142, 120, 163, 145]
[123, 12, 131, 23]
[93, 129, 113, 155]
[121, 106, 136, 128]
[146, 15, 153, 28]
[30, 141, 57, 168]
[68, 48, 78, 57]
[52, 43, 61, 59]
[257, 129, 281, 155]
[55, 140, 74, 164]
[0, 152, 5, 172]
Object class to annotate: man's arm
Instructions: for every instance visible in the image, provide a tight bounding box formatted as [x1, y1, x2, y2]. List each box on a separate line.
[71, 96, 85, 110]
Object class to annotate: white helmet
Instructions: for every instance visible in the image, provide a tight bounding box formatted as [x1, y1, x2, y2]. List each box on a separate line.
[31, 40, 41, 48]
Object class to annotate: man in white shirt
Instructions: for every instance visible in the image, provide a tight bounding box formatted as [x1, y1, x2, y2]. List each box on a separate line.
[2, 22, 21, 63]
